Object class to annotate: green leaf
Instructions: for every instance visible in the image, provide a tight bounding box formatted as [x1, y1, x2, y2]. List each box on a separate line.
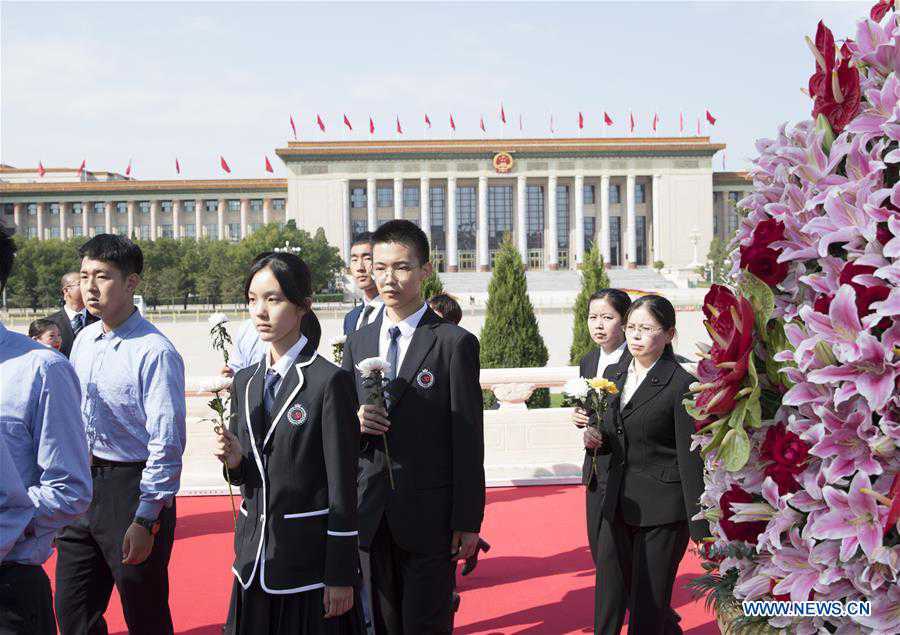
[702, 422, 731, 457]
[816, 113, 835, 154]
[718, 425, 751, 471]
[739, 272, 775, 337]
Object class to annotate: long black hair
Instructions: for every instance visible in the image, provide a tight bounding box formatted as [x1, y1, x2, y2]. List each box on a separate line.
[588, 288, 632, 320]
[625, 294, 676, 358]
[244, 252, 321, 351]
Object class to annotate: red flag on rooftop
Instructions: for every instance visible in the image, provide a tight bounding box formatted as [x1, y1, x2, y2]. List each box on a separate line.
[220, 156, 231, 174]
[578, 112, 584, 130]
[38, 161, 45, 177]
[652, 113, 659, 132]
[316, 114, 326, 132]
[519, 114, 523, 131]
[480, 116, 486, 133]
[696, 117, 701, 136]
[629, 112, 635, 133]
[175, 158, 181, 175]
[125, 158, 132, 177]
[679, 112, 684, 133]
[500, 103, 506, 124]
[343, 114, 353, 131]
[450, 113, 456, 131]
[550, 114, 555, 134]
[603, 112, 613, 126]
[369, 116, 375, 134]
[290, 115, 297, 140]
[706, 110, 717, 125]
[396, 116, 403, 134]
[265, 156, 274, 173]
[424, 113, 431, 128]
[78, 159, 86, 174]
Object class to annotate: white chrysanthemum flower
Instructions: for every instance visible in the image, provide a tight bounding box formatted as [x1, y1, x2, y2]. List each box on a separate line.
[330, 335, 347, 346]
[208, 312, 229, 329]
[562, 377, 590, 400]
[357, 357, 391, 378]
[199, 376, 233, 393]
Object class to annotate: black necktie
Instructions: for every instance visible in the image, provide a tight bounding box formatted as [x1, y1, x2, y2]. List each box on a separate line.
[70, 312, 85, 335]
[357, 304, 375, 331]
[264, 369, 279, 417]
[385, 326, 401, 409]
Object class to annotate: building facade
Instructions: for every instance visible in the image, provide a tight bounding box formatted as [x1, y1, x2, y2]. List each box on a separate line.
[1, 138, 750, 271]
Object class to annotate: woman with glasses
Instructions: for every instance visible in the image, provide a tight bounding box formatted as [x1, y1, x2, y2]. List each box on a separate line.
[592, 294, 710, 635]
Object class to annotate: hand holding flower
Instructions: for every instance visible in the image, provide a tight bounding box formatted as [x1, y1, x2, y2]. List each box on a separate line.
[571, 406, 591, 428]
[583, 427, 604, 450]
[214, 426, 243, 471]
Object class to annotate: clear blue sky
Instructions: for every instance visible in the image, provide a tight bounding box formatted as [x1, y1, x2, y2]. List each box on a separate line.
[1, 1, 871, 179]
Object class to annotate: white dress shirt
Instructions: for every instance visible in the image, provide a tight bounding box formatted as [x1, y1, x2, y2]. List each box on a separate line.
[64, 305, 80, 322]
[620, 356, 659, 411]
[596, 342, 627, 379]
[355, 295, 384, 330]
[265, 335, 308, 395]
[378, 303, 428, 374]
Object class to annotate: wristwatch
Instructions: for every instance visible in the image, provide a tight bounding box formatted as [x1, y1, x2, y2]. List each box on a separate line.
[133, 516, 160, 536]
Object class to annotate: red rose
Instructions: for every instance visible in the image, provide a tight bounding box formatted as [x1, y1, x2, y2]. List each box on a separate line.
[749, 218, 785, 249]
[739, 244, 789, 286]
[719, 485, 767, 544]
[877, 221, 893, 247]
[765, 464, 802, 495]
[814, 293, 833, 315]
[760, 424, 810, 495]
[839, 262, 890, 319]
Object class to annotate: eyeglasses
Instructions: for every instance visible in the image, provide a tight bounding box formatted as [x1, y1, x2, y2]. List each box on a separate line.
[625, 324, 663, 337]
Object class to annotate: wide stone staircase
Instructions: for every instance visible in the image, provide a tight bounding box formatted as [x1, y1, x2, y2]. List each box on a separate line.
[437, 267, 677, 295]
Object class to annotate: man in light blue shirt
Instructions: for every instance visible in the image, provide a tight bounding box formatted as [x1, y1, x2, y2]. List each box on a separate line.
[224, 316, 267, 374]
[0, 223, 92, 635]
[54, 234, 186, 635]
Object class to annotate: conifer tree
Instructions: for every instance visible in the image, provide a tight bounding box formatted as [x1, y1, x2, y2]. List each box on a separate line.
[420, 268, 444, 300]
[569, 243, 611, 364]
[480, 238, 549, 407]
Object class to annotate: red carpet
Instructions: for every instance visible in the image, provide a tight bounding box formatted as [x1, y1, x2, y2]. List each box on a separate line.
[45, 485, 718, 634]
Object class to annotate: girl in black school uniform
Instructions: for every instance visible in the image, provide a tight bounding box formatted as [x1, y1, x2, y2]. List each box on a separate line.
[214, 252, 364, 635]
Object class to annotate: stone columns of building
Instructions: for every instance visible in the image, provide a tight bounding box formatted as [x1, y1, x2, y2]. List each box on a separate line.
[195, 200, 203, 241]
[625, 174, 637, 268]
[546, 174, 558, 270]
[150, 200, 159, 241]
[60, 202, 69, 239]
[262, 198, 272, 225]
[172, 200, 181, 239]
[516, 175, 527, 264]
[217, 199, 226, 240]
[652, 174, 662, 264]
[393, 178, 403, 220]
[81, 201, 90, 237]
[36, 203, 45, 241]
[104, 202, 113, 234]
[13, 203, 22, 232]
[477, 176, 489, 271]
[366, 177, 377, 231]
[341, 180, 351, 262]
[574, 174, 585, 269]
[445, 176, 457, 272]
[600, 175, 611, 264]
[127, 201, 136, 238]
[419, 177, 431, 247]
[240, 198, 249, 240]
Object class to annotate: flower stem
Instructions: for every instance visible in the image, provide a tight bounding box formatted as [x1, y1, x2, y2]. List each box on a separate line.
[383, 434, 396, 490]
[224, 466, 238, 526]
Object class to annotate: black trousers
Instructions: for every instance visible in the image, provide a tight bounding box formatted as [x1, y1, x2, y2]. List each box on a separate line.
[595, 510, 689, 635]
[0, 563, 55, 635]
[54, 463, 177, 635]
[368, 518, 453, 635]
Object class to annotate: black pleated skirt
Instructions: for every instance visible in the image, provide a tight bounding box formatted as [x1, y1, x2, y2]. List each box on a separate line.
[224, 577, 366, 635]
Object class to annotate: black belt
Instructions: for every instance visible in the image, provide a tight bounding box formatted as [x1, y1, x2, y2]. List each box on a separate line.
[91, 455, 146, 468]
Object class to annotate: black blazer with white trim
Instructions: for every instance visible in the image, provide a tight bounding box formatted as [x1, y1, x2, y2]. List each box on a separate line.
[342, 307, 486, 555]
[226, 338, 361, 593]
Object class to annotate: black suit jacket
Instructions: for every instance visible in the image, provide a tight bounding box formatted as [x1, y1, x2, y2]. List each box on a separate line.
[579, 348, 632, 488]
[342, 307, 485, 554]
[45, 308, 98, 358]
[226, 339, 361, 592]
[598, 352, 710, 541]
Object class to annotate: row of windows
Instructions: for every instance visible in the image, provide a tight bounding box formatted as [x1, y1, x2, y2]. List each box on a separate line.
[18, 221, 284, 241]
[3, 200, 286, 217]
[348, 183, 649, 209]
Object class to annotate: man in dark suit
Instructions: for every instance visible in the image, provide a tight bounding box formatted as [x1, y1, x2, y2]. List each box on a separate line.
[343, 220, 485, 634]
[45, 271, 97, 358]
[343, 232, 383, 336]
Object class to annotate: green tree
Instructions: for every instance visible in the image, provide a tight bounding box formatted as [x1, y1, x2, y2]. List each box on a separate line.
[700, 237, 731, 284]
[568, 243, 611, 364]
[420, 269, 444, 300]
[480, 238, 550, 408]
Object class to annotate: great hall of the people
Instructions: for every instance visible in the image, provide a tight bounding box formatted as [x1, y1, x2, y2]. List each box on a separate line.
[0, 137, 752, 272]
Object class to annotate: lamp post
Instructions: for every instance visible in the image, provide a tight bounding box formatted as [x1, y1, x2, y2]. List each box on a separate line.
[275, 240, 301, 255]
[688, 226, 702, 268]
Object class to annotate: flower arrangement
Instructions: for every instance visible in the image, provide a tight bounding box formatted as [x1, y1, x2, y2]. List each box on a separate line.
[357, 357, 395, 490]
[331, 334, 347, 365]
[686, 5, 900, 632]
[562, 376, 619, 477]
[206, 313, 238, 527]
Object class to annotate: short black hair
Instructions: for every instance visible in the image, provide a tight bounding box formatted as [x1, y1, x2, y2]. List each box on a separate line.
[0, 226, 15, 293]
[428, 293, 462, 325]
[627, 294, 677, 357]
[371, 220, 430, 265]
[351, 232, 374, 249]
[588, 288, 632, 320]
[78, 234, 143, 277]
[28, 318, 59, 339]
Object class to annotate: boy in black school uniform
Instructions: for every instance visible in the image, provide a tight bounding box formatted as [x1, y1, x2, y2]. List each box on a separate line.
[342, 220, 485, 634]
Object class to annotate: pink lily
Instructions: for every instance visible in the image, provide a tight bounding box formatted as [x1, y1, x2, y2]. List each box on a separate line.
[808, 471, 888, 561]
[799, 285, 865, 363]
[806, 400, 882, 481]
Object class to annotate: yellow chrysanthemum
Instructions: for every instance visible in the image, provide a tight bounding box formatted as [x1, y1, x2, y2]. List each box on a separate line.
[588, 378, 619, 395]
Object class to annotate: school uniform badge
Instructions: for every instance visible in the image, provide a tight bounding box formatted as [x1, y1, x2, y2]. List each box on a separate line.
[286, 403, 308, 427]
[416, 369, 435, 389]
